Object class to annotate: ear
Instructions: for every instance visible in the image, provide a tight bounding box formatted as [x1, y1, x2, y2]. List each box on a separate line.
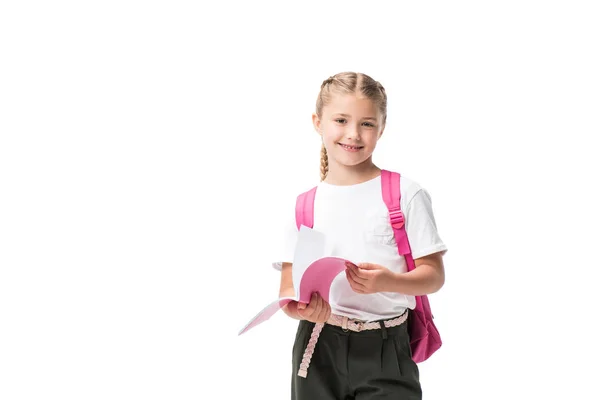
[312, 113, 322, 136]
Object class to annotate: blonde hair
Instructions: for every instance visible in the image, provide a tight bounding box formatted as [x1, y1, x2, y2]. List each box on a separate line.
[316, 72, 388, 181]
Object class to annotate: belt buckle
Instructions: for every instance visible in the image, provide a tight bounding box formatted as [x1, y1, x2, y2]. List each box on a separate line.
[341, 316, 349, 332]
[354, 321, 363, 332]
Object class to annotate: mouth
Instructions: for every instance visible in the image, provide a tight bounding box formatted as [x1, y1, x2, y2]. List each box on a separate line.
[338, 143, 364, 152]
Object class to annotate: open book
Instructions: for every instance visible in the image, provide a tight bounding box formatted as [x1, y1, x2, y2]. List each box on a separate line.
[238, 225, 350, 335]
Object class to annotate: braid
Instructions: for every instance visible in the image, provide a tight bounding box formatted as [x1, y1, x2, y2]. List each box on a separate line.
[315, 72, 387, 182]
[320, 143, 329, 181]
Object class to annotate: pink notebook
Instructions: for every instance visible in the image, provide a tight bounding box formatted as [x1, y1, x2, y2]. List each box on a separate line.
[238, 226, 350, 335]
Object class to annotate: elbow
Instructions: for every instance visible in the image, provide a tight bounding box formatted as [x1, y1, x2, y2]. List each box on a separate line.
[427, 272, 445, 294]
[435, 273, 445, 293]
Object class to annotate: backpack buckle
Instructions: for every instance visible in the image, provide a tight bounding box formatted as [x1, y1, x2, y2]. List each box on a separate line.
[389, 210, 405, 229]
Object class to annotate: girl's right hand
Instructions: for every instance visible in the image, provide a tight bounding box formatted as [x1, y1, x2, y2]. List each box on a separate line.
[296, 292, 331, 323]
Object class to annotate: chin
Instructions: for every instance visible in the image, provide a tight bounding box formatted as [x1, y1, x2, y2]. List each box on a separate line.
[331, 154, 370, 167]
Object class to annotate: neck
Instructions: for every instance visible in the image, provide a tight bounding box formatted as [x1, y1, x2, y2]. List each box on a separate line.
[324, 158, 381, 186]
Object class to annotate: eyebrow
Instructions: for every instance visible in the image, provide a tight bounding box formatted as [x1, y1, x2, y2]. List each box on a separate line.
[334, 113, 378, 121]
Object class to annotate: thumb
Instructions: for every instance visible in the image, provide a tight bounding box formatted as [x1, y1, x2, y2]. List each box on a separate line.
[358, 262, 377, 269]
[297, 301, 307, 310]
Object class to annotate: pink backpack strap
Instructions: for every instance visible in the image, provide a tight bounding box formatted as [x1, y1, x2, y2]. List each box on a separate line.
[380, 170, 414, 268]
[295, 186, 317, 229]
[381, 169, 442, 363]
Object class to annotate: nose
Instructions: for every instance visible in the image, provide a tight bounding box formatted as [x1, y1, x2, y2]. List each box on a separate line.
[346, 125, 361, 141]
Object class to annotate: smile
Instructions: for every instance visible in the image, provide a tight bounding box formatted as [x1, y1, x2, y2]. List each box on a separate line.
[338, 143, 363, 152]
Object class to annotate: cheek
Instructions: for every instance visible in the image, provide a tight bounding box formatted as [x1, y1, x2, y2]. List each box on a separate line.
[363, 131, 381, 146]
[323, 128, 344, 144]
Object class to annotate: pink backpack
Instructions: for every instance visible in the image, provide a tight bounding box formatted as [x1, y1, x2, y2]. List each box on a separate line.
[295, 169, 442, 363]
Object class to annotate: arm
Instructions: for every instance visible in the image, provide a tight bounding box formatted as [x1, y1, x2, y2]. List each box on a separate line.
[347, 187, 448, 296]
[392, 187, 446, 295]
[279, 262, 303, 320]
[387, 251, 445, 295]
[346, 251, 446, 296]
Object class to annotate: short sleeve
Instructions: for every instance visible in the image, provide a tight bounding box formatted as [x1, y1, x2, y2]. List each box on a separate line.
[270, 203, 299, 271]
[404, 188, 448, 259]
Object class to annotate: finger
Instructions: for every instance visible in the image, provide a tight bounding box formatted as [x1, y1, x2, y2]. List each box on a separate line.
[286, 301, 299, 313]
[346, 270, 366, 293]
[347, 261, 369, 273]
[302, 294, 321, 321]
[309, 295, 322, 322]
[323, 302, 331, 320]
[346, 270, 360, 289]
[316, 300, 329, 322]
[357, 262, 377, 270]
[297, 304, 311, 319]
[346, 264, 360, 279]
[303, 293, 319, 317]
[355, 265, 375, 279]
[323, 299, 332, 320]
[345, 269, 356, 285]
[316, 295, 328, 322]
[347, 264, 368, 283]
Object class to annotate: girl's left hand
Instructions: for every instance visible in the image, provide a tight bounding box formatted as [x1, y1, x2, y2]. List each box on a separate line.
[345, 262, 394, 294]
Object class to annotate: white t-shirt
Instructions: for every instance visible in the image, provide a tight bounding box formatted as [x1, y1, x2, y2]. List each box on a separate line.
[272, 173, 447, 322]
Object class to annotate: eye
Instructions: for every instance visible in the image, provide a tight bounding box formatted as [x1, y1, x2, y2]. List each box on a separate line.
[362, 122, 375, 127]
[335, 118, 346, 124]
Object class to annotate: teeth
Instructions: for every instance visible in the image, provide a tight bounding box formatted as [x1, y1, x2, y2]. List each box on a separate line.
[341, 144, 359, 149]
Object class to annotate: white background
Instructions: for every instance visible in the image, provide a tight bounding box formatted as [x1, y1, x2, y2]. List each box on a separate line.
[1, 1, 599, 399]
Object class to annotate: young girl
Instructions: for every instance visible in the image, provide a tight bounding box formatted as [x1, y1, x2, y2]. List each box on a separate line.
[272, 72, 447, 400]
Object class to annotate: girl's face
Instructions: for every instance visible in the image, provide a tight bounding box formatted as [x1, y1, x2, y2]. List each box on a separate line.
[313, 93, 385, 169]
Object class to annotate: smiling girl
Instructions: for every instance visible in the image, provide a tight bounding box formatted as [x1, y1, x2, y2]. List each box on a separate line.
[272, 72, 448, 400]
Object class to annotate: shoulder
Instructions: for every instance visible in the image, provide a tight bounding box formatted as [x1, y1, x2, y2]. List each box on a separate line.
[396, 173, 429, 208]
[297, 184, 318, 198]
[294, 184, 319, 209]
[280, 183, 319, 230]
[399, 174, 422, 197]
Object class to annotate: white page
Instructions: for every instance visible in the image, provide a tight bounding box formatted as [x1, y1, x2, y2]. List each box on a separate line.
[291, 225, 326, 297]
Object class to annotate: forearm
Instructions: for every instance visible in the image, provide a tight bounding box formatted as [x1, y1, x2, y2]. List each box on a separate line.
[386, 264, 445, 295]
